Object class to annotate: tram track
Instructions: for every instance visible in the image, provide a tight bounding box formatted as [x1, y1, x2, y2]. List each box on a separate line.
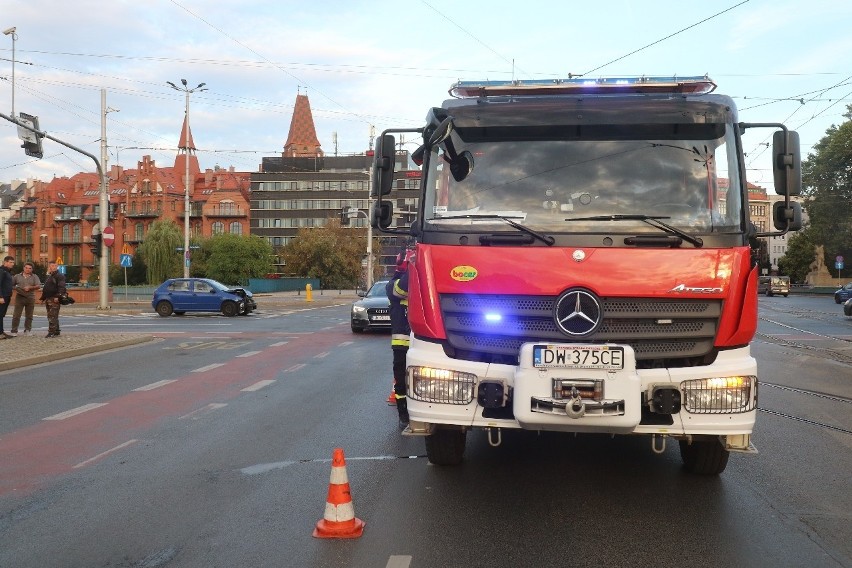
[759, 382, 852, 436]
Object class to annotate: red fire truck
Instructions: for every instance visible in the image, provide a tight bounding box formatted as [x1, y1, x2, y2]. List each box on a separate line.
[372, 76, 802, 474]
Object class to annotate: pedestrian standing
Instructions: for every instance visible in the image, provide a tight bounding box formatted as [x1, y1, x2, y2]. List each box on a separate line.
[11, 261, 41, 336]
[40, 260, 66, 338]
[386, 249, 414, 428]
[0, 256, 14, 339]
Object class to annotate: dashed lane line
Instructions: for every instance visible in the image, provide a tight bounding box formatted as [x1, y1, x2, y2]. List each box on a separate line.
[43, 403, 108, 421]
[73, 440, 138, 469]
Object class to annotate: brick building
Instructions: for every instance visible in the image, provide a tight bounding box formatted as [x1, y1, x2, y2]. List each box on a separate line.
[5, 117, 251, 281]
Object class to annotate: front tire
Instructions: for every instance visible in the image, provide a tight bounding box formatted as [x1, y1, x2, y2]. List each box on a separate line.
[679, 438, 729, 475]
[221, 301, 239, 317]
[155, 301, 174, 317]
[425, 428, 467, 466]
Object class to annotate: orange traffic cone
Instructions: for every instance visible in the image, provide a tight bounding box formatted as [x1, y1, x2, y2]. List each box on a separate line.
[387, 380, 397, 405]
[313, 448, 365, 539]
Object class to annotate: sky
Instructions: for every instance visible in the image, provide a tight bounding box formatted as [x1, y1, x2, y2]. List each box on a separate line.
[1, 0, 851, 193]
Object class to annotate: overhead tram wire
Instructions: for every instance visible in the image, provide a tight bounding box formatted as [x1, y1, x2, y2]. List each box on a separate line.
[418, 0, 530, 78]
[580, 0, 751, 76]
[168, 0, 371, 128]
[744, 73, 852, 168]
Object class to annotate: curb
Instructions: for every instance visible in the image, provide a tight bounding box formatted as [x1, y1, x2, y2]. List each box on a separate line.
[0, 335, 156, 372]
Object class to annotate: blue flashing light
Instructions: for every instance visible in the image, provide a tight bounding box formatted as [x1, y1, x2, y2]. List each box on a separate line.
[449, 75, 716, 98]
[484, 313, 503, 323]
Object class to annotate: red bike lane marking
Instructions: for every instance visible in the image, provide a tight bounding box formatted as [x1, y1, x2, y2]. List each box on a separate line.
[0, 327, 354, 497]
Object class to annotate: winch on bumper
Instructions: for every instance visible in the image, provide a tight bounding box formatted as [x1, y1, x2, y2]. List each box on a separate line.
[513, 343, 641, 433]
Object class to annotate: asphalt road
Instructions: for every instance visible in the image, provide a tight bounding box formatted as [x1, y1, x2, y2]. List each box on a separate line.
[0, 295, 850, 567]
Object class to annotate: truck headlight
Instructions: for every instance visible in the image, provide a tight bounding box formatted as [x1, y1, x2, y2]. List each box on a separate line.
[409, 366, 476, 404]
[681, 376, 756, 414]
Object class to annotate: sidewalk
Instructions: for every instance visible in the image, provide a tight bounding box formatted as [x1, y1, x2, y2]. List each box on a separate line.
[0, 290, 359, 371]
[0, 332, 154, 372]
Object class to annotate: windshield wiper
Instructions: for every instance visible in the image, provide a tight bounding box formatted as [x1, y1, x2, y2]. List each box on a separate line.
[437, 214, 555, 246]
[565, 214, 704, 248]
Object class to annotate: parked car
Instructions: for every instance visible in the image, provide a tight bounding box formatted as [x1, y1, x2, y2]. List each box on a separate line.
[351, 280, 391, 332]
[844, 298, 852, 317]
[834, 282, 852, 304]
[152, 278, 257, 317]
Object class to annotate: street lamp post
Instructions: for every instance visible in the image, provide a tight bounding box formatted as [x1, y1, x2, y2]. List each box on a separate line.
[167, 79, 206, 278]
[3, 26, 16, 117]
[366, 166, 374, 290]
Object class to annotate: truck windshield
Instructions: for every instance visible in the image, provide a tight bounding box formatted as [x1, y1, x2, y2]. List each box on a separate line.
[422, 127, 743, 235]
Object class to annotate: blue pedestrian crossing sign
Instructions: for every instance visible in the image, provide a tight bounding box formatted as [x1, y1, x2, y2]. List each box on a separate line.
[120, 253, 133, 268]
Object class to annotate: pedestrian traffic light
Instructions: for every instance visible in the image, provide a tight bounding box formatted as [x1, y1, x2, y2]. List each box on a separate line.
[90, 233, 102, 258]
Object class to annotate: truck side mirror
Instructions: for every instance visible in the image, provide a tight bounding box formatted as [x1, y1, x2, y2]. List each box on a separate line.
[773, 130, 801, 196]
[773, 200, 802, 231]
[373, 200, 394, 230]
[373, 134, 396, 196]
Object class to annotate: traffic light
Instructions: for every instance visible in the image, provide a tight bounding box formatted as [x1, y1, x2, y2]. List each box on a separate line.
[90, 233, 102, 258]
[340, 207, 350, 226]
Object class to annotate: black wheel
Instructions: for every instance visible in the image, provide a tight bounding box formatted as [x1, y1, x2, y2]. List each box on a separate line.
[155, 301, 173, 317]
[221, 301, 239, 317]
[425, 428, 467, 466]
[835, 297, 842, 304]
[679, 438, 729, 475]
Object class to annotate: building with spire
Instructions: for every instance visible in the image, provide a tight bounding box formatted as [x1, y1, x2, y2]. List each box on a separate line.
[250, 92, 419, 278]
[5, 117, 251, 282]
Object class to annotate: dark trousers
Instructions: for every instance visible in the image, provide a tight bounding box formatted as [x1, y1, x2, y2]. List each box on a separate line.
[392, 346, 408, 397]
[0, 296, 10, 333]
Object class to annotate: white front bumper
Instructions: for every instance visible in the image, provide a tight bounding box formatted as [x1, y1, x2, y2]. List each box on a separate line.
[405, 338, 758, 436]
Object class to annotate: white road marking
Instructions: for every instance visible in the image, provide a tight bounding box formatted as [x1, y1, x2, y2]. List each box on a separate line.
[191, 363, 225, 373]
[43, 403, 108, 421]
[236, 351, 262, 358]
[284, 363, 306, 372]
[241, 380, 276, 392]
[386, 556, 413, 568]
[73, 439, 138, 469]
[133, 380, 177, 391]
[269, 341, 289, 346]
[314, 352, 330, 359]
[179, 403, 227, 420]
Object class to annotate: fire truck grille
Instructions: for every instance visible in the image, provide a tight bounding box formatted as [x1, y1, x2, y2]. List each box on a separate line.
[439, 294, 722, 367]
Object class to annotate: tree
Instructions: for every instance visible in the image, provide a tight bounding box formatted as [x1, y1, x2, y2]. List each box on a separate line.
[801, 104, 852, 277]
[777, 227, 817, 284]
[108, 255, 148, 285]
[281, 218, 377, 288]
[203, 233, 273, 285]
[138, 219, 183, 284]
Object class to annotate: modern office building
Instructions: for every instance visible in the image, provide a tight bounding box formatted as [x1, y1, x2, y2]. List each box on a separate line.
[250, 93, 420, 277]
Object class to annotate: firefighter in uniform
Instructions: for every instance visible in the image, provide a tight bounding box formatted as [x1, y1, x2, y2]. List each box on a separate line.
[387, 249, 413, 428]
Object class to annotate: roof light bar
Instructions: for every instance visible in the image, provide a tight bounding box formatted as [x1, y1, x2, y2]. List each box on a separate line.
[449, 75, 716, 98]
